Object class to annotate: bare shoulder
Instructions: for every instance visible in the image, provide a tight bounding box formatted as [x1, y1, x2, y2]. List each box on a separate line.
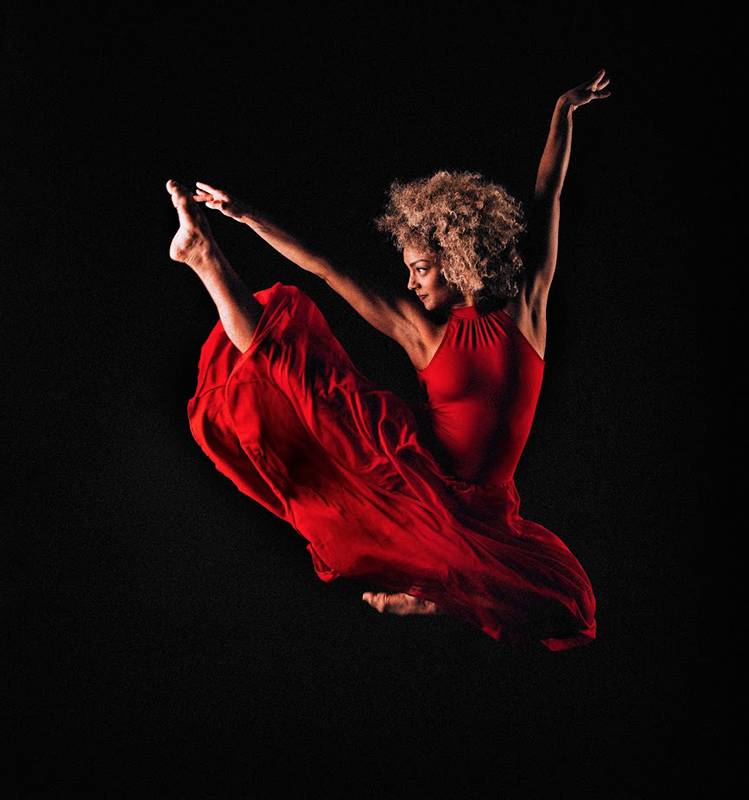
[500, 277, 548, 361]
[390, 290, 448, 370]
[392, 290, 439, 337]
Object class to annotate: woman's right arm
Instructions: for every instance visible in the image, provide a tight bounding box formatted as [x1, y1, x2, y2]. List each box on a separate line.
[320, 265, 428, 349]
[194, 181, 330, 279]
[193, 181, 427, 349]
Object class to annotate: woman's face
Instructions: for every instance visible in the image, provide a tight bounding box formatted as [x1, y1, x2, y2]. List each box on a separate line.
[403, 245, 467, 311]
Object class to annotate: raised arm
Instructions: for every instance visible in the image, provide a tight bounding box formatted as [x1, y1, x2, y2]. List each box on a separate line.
[193, 181, 425, 350]
[522, 68, 611, 306]
[317, 264, 426, 348]
[194, 181, 330, 279]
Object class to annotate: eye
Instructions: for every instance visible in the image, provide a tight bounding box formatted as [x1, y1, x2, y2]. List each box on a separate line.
[416, 267, 428, 273]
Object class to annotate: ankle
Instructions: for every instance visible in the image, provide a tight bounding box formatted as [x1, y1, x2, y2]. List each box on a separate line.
[190, 241, 227, 276]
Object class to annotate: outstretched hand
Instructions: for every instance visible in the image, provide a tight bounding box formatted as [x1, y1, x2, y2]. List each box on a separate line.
[192, 181, 252, 223]
[560, 67, 612, 110]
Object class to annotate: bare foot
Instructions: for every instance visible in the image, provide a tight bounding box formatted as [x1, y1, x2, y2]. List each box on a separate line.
[362, 591, 442, 616]
[166, 179, 222, 273]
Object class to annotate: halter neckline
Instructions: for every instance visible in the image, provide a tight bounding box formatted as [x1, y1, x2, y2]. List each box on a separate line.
[449, 299, 500, 319]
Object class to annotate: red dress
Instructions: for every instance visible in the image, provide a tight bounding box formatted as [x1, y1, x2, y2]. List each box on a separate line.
[187, 282, 597, 650]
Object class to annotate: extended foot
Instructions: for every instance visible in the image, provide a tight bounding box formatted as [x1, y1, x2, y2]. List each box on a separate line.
[362, 591, 442, 616]
[166, 179, 221, 272]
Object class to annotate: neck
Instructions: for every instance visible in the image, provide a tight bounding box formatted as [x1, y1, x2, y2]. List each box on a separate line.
[451, 293, 477, 309]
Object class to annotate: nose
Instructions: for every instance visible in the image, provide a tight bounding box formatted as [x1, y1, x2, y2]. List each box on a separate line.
[407, 273, 419, 291]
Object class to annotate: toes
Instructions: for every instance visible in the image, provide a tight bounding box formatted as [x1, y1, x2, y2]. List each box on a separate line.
[362, 591, 385, 613]
[167, 180, 188, 208]
[369, 593, 384, 612]
[166, 180, 193, 205]
[362, 590, 440, 617]
[376, 592, 401, 614]
[166, 179, 189, 198]
[168, 182, 209, 226]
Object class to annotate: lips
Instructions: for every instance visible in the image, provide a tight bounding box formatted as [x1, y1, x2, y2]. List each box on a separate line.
[418, 294, 428, 301]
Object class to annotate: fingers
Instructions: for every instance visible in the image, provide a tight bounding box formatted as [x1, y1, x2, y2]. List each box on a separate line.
[585, 66, 612, 101]
[193, 190, 220, 205]
[195, 181, 229, 201]
[591, 68, 610, 91]
[193, 190, 227, 212]
[592, 76, 612, 99]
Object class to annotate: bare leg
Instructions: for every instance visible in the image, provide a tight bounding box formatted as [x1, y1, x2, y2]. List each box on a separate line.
[362, 591, 442, 616]
[167, 179, 263, 353]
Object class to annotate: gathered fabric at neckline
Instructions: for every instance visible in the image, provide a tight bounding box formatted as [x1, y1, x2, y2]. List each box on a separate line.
[449, 298, 503, 319]
[421, 303, 545, 370]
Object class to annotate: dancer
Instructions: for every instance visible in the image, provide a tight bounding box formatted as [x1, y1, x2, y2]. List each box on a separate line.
[170, 68, 610, 649]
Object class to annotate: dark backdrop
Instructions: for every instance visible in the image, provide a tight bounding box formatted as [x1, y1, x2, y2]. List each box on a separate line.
[5, 2, 707, 796]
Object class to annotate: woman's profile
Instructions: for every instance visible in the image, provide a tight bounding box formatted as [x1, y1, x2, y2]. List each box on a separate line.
[168, 68, 611, 650]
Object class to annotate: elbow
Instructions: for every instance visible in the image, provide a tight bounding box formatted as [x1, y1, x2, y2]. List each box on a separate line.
[311, 258, 333, 281]
[534, 186, 561, 206]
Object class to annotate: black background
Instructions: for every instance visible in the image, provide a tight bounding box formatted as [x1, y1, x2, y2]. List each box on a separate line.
[5, 2, 707, 796]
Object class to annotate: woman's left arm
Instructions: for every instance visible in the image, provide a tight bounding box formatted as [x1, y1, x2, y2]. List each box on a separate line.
[535, 67, 611, 197]
[523, 68, 611, 303]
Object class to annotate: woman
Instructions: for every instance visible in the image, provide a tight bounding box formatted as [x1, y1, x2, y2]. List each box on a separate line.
[170, 68, 611, 650]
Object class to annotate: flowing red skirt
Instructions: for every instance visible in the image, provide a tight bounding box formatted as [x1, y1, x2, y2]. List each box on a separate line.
[187, 282, 597, 651]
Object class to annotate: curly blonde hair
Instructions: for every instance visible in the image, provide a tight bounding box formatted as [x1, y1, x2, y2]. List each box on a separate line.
[372, 169, 527, 303]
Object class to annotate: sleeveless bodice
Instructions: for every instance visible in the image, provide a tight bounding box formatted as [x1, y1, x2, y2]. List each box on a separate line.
[415, 301, 545, 488]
